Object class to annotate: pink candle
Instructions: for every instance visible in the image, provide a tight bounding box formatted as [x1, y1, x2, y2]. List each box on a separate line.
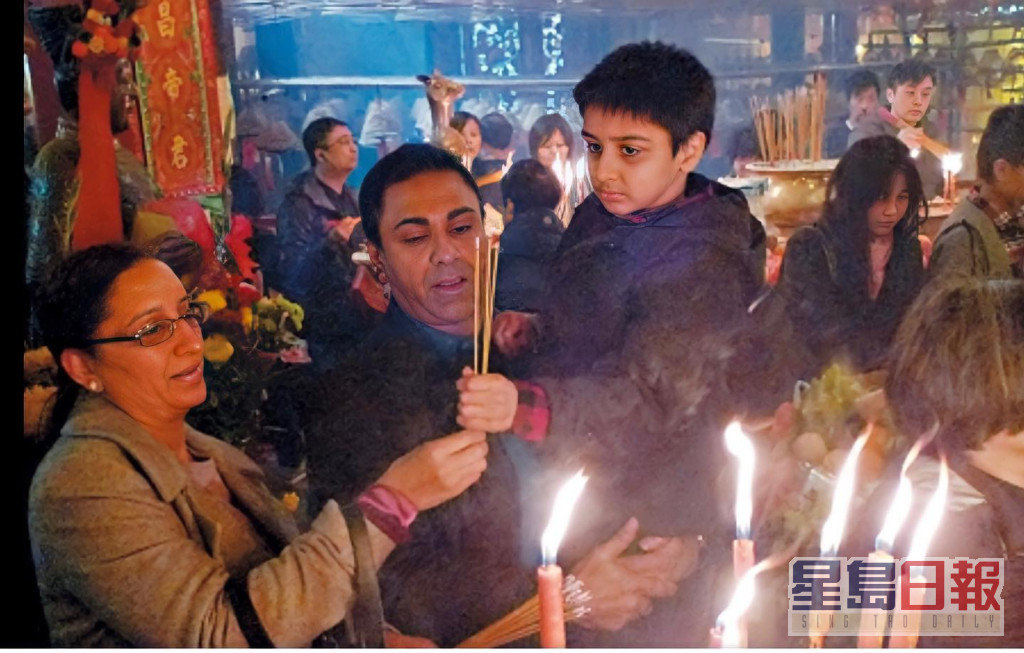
[733, 539, 755, 582]
[857, 550, 893, 648]
[538, 565, 565, 648]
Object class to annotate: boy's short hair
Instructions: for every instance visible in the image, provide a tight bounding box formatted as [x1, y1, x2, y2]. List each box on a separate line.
[359, 144, 483, 248]
[976, 104, 1024, 183]
[887, 60, 936, 89]
[479, 112, 514, 150]
[573, 41, 716, 153]
[501, 159, 562, 212]
[303, 117, 348, 167]
[845, 69, 881, 100]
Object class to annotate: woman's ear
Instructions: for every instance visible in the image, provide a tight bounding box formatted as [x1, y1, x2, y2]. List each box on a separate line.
[368, 242, 386, 281]
[60, 348, 98, 392]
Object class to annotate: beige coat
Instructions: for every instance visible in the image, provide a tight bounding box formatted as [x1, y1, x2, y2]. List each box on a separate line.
[930, 197, 1014, 281]
[29, 394, 392, 647]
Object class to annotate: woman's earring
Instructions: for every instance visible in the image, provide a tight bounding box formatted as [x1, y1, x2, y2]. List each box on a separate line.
[88, 380, 102, 393]
[382, 282, 391, 301]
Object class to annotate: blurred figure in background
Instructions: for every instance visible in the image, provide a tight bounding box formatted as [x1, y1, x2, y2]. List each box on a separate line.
[472, 112, 516, 212]
[825, 69, 881, 159]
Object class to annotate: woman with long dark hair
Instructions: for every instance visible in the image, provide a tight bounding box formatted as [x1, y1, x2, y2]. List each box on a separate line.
[528, 113, 575, 170]
[775, 135, 927, 375]
[450, 110, 482, 164]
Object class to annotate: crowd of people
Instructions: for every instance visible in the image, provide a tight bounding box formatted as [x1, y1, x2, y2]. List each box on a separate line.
[21, 22, 1024, 649]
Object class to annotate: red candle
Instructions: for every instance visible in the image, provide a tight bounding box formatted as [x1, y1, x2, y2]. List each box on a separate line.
[538, 564, 565, 648]
[733, 539, 755, 582]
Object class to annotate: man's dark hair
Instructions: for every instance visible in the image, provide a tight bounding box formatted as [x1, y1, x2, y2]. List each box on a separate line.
[479, 112, 514, 151]
[302, 117, 348, 167]
[845, 69, 880, 101]
[976, 104, 1024, 183]
[887, 60, 936, 90]
[359, 144, 483, 248]
[573, 41, 716, 153]
[501, 159, 562, 212]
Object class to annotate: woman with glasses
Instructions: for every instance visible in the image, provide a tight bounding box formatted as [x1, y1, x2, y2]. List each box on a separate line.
[28, 243, 489, 647]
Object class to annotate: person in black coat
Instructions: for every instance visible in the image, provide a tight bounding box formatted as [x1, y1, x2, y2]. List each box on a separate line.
[304, 144, 689, 647]
[772, 135, 926, 378]
[495, 159, 564, 312]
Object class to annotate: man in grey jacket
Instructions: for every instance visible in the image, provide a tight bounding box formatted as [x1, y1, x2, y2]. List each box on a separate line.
[849, 60, 944, 198]
[930, 104, 1024, 281]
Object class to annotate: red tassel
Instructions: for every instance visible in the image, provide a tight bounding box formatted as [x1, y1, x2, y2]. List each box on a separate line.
[72, 63, 123, 251]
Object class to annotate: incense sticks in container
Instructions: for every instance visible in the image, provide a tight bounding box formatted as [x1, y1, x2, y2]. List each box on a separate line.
[750, 73, 828, 163]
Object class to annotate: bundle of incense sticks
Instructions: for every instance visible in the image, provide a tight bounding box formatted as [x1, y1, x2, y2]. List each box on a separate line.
[750, 73, 828, 162]
[474, 204, 506, 374]
[457, 575, 591, 648]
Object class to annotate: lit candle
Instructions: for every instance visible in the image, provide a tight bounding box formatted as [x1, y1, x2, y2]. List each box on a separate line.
[811, 429, 871, 648]
[857, 438, 926, 648]
[724, 422, 756, 582]
[941, 153, 963, 202]
[710, 558, 775, 648]
[539, 470, 588, 648]
[889, 457, 949, 649]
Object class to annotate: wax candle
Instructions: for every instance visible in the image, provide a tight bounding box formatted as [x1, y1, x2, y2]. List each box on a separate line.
[538, 471, 588, 649]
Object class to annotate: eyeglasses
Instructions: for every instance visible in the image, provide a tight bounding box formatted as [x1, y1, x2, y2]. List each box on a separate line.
[82, 302, 210, 348]
[322, 137, 354, 151]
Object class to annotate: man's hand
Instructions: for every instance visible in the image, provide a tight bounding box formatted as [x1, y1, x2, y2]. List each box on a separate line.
[492, 311, 539, 359]
[896, 126, 925, 152]
[619, 535, 702, 585]
[570, 518, 681, 632]
[376, 430, 488, 511]
[333, 216, 362, 241]
[456, 367, 518, 433]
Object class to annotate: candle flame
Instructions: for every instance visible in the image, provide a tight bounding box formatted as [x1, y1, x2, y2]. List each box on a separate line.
[941, 152, 963, 175]
[551, 152, 565, 186]
[562, 158, 574, 197]
[907, 456, 949, 560]
[541, 469, 588, 565]
[875, 436, 928, 553]
[819, 428, 871, 557]
[715, 558, 773, 647]
[724, 421, 756, 540]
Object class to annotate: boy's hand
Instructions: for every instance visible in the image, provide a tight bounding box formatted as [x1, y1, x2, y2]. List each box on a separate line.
[456, 367, 518, 433]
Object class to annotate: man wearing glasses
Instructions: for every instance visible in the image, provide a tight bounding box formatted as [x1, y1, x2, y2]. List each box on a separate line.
[268, 117, 362, 302]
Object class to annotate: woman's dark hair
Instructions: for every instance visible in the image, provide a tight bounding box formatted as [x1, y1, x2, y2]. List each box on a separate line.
[501, 159, 562, 212]
[573, 41, 715, 153]
[36, 243, 151, 440]
[886, 278, 1024, 451]
[450, 110, 479, 134]
[528, 113, 576, 161]
[359, 144, 483, 248]
[818, 135, 926, 298]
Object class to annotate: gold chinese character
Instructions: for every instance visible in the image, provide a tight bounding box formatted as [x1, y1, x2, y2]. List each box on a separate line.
[157, 1, 175, 38]
[162, 68, 183, 100]
[171, 135, 188, 170]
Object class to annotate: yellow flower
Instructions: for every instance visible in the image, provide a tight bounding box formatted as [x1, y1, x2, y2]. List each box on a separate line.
[274, 296, 305, 331]
[86, 8, 103, 23]
[281, 492, 300, 512]
[196, 289, 228, 313]
[240, 306, 253, 334]
[88, 37, 105, 54]
[203, 333, 234, 363]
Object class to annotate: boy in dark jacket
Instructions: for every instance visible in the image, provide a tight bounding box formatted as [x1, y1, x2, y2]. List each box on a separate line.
[495, 41, 767, 646]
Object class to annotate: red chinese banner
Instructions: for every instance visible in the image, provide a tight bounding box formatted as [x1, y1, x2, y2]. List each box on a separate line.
[134, 0, 224, 197]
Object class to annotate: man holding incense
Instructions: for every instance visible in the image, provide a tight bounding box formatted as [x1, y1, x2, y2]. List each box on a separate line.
[850, 60, 944, 198]
[494, 41, 767, 646]
[303, 144, 696, 647]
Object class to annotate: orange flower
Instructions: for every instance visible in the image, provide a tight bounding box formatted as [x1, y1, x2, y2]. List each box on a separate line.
[281, 492, 300, 512]
[88, 37, 105, 54]
[71, 41, 89, 58]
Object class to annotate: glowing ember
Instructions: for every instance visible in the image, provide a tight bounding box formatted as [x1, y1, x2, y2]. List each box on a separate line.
[907, 456, 949, 560]
[724, 421, 756, 540]
[875, 437, 928, 553]
[541, 470, 588, 565]
[819, 429, 871, 557]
